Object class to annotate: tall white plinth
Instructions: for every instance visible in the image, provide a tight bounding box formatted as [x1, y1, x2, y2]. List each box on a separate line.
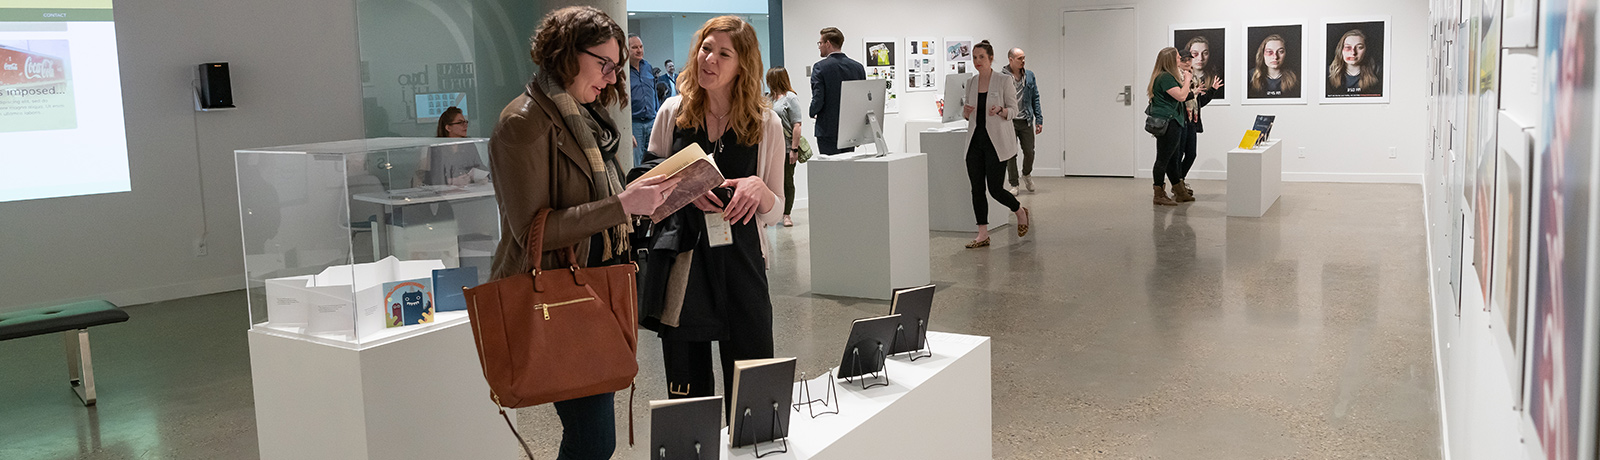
[1227, 139, 1283, 218]
[248, 317, 517, 460]
[921, 130, 1010, 232]
[718, 331, 993, 459]
[807, 152, 931, 300]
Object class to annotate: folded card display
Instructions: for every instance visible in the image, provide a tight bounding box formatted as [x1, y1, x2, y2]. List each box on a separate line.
[262, 256, 446, 339]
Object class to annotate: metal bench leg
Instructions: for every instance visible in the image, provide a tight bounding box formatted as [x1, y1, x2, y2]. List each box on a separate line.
[63, 329, 97, 406]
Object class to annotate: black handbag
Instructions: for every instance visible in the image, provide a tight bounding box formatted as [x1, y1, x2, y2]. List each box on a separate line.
[1143, 103, 1169, 136]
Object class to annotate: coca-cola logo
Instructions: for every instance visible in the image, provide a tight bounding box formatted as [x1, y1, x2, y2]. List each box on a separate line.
[25, 57, 56, 79]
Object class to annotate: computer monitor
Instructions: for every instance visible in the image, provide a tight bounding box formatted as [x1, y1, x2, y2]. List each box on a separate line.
[941, 73, 973, 124]
[837, 78, 889, 155]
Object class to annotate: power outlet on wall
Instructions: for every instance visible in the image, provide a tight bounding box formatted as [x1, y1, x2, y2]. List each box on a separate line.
[1298, 147, 1306, 158]
[192, 238, 208, 257]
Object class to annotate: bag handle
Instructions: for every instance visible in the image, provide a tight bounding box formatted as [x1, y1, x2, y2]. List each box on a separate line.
[525, 208, 582, 274]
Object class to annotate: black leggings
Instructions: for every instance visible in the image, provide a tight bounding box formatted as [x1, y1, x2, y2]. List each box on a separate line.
[1177, 122, 1198, 180]
[966, 144, 1021, 226]
[1151, 120, 1183, 186]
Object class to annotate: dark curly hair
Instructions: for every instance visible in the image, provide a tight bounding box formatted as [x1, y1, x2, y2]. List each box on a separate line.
[529, 6, 627, 107]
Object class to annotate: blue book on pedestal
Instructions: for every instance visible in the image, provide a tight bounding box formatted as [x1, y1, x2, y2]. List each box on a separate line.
[431, 266, 478, 312]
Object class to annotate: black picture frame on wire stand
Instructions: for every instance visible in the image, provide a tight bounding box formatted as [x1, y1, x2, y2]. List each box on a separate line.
[837, 314, 900, 389]
[792, 370, 841, 418]
[887, 284, 936, 361]
[734, 403, 790, 458]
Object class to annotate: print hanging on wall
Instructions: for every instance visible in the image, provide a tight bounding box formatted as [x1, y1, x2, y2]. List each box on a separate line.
[1521, 0, 1599, 457]
[1321, 17, 1390, 103]
[1471, 0, 1506, 308]
[905, 36, 938, 93]
[1489, 113, 1532, 409]
[1171, 24, 1228, 104]
[863, 37, 900, 113]
[944, 36, 973, 75]
[1242, 21, 1307, 104]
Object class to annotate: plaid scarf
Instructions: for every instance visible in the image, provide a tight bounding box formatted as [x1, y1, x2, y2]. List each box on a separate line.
[535, 72, 631, 257]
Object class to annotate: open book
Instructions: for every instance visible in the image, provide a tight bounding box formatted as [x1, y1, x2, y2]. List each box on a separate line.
[639, 143, 725, 222]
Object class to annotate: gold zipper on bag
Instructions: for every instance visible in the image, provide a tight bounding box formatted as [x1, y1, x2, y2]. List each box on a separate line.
[535, 297, 594, 320]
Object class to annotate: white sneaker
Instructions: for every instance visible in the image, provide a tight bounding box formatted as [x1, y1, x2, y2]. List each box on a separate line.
[1023, 176, 1035, 192]
[1008, 186, 1020, 196]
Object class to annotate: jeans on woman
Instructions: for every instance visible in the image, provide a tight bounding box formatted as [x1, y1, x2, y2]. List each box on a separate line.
[1151, 120, 1184, 187]
[551, 392, 616, 460]
[783, 159, 797, 215]
[1176, 122, 1198, 181]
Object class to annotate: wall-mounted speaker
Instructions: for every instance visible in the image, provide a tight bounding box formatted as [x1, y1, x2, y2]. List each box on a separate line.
[197, 62, 234, 110]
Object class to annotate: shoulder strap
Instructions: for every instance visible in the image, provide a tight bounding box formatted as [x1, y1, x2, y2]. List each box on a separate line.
[524, 208, 580, 272]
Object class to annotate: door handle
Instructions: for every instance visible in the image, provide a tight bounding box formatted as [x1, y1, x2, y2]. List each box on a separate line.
[1116, 85, 1133, 106]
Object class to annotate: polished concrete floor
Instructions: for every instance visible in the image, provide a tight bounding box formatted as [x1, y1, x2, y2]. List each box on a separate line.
[0, 178, 1440, 459]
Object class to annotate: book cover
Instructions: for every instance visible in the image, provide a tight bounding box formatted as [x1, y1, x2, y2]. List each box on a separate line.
[382, 278, 434, 327]
[837, 314, 903, 378]
[1251, 115, 1276, 145]
[639, 143, 725, 221]
[649, 396, 721, 459]
[430, 266, 478, 312]
[728, 357, 796, 448]
[1239, 130, 1262, 149]
[888, 285, 936, 354]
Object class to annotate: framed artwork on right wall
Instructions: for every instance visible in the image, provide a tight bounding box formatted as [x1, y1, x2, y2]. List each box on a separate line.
[1321, 16, 1391, 104]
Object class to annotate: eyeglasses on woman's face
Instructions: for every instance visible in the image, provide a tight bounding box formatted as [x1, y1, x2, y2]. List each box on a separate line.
[448, 120, 468, 127]
[581, 48, 620, 75]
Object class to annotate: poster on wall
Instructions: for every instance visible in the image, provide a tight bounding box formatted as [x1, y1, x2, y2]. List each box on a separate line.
[905, 36, 938, 93]
[1471, 0, 1505, 308]
[1170, 24, 1228, 104]
[863, 37, 900, 113]
[944, 36, 973, 75]
[1490, 114, 1532, 407]
[1321, 18, 1390, 103]
[1242, 22, 1306, 104]
[1522, 0, 1599, 458]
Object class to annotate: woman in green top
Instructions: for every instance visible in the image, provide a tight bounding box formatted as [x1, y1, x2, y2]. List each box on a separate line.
[1146, 46, 1192, 206]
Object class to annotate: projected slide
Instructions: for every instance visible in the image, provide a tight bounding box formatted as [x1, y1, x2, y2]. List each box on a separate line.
[0, 1, 129, 202]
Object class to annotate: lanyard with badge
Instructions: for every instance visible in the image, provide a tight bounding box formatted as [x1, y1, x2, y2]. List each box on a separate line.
[703, 135, 734, 248]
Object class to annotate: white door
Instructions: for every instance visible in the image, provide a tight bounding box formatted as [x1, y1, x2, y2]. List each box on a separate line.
[1062, 8, 1137, 176]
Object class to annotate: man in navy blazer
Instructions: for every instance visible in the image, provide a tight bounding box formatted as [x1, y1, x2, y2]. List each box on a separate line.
[809, 27, 866, 155]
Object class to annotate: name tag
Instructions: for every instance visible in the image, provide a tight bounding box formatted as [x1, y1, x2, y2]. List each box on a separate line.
[705, 213, 734, 247]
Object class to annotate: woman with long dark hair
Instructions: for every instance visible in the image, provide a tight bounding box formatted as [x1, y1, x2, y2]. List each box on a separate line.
[766, 66, 803, 227]
[960, 40, 1031, 248]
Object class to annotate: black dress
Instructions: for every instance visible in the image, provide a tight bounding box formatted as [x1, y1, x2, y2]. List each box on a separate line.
[660, 124, 776, 404]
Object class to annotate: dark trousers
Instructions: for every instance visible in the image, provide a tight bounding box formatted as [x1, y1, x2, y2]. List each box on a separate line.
[1006, 119, 1037, 185]
[816, 136, 854, 155]
[1176, 122, 1198, 181]
[662, 336, 773, 417]
[783, 160, 797, 215]
[1151, 121, 1183, 187]
[966, 148, 1021, 226]
[551, 392, 616, 460]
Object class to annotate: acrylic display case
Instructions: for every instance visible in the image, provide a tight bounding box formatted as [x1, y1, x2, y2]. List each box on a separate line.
[236, 137, 498, 349]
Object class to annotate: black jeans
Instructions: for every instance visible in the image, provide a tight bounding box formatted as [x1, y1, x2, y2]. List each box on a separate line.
[966, 145, 1021, 225]
[662, 337, 773, 418]
[1151, 120, 1183, 187]
[551, 392, 616, 460]
[783, 160, 796, 215]
[1176, 122, 1198, 181]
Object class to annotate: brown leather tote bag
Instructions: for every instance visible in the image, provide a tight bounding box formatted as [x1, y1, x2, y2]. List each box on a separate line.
[464, 208, 639, 409]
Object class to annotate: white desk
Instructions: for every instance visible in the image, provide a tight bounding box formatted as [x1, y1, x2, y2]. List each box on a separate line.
[921, 129, 1010, 232]
[249, 317, 517, 460]
[1227, 139, 1282, 218]
[717, 332, 993, 459]
[807, 152, 931, 300]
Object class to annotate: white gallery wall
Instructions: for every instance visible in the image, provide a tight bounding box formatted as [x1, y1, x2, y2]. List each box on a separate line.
[0, 0, 365, 312]
[1026, 0, 1429, 183]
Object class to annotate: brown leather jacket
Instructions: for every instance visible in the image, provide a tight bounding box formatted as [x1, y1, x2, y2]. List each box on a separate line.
[488, 82, 629, 281]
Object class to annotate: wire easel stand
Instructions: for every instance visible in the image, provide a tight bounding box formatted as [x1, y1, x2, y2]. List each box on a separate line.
[734, 404, 790, 458]
[792, 370, 841, 418]
[843, 344, 890, 389]
[891, 320, 934, 361]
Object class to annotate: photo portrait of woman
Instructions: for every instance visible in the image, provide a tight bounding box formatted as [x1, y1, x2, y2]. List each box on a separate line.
[1173, 27, 1226, 101]
[1324, 21, 1386, 98]
[1245, 25, 1303, 100]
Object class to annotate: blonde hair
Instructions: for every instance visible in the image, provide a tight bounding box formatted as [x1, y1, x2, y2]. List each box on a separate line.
[1146, 47, 1181, 99]
[1250, 34, 1298, 93]
[675, 16, 769, 146]
[1327, 29, 1380, 90]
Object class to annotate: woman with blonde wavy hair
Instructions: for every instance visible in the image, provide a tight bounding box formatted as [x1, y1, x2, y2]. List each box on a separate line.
[643, 15, 785, 410]
[1248, 34, 1298, 98]
[1327, 29, 1380, 94]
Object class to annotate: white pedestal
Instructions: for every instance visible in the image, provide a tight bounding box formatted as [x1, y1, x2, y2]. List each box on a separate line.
[1227, 139, 1283, 218]
[921, 130, 1009, 232]
[903, 119, 949, 155]
[719, 332, 993, 460]
[807, 152, 931, 300]
[248, 317, 518, 460]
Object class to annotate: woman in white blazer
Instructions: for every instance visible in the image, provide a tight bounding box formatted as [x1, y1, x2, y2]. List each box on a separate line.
[960, 40, 1032, 248]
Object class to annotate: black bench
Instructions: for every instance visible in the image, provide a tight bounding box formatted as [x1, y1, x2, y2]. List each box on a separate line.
[0, 300, 129, 406]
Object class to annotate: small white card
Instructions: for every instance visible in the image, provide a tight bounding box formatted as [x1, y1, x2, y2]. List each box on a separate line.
[704, 213, 733, 247]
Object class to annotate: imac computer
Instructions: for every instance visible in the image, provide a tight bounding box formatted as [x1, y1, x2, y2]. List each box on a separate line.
[941, 73, 973, 124]
[837, 78, 890, 156]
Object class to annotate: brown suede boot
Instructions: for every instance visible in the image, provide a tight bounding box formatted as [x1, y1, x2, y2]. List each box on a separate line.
[1153, 185, 1178, 206]
[1172, 180, 1195, 202]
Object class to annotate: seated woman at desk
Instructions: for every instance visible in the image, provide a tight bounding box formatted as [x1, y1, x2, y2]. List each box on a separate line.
[414, 106, 490, 186]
